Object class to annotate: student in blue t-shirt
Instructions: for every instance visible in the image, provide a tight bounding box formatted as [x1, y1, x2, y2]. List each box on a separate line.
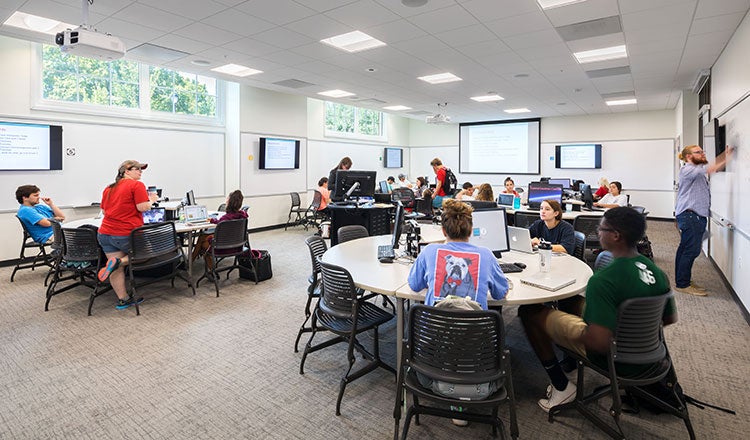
[15, 185, 66, 243]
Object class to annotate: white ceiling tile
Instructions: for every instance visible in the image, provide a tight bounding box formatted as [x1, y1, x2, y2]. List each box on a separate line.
[295, 0, 360, 13]
[502, 29, 563, 50]
[543, 0, 619, 27]
[95, 17, 165, 42]
[289, 42, 347, 60]
[455, 39, 513, 60]
[407, 5, 479, 33]
[214, 0, 246, 6]
[296, 60, 340, 74]
[174, 22, 242, 46]
[193, 45, 255, 63]
[250, 27, 313, 50]
[627, 38, 685, 56]
[624, 26, 688, 44]
[392, 35, 450, 55]
[618, 0, 697, 15]
[138, 0, 227, 20]
[461, 0, 540, 22]
[234, 0, 316, 25]
[373, 0, 459, 18]
[149, 33, 214, 55]
[51, 0, 133, 17]
[695, 0, 750, 18]
[111, 3, 193, 32]
[290, 15, 353, 40]
[19, 0, 100, 25]
[325, 0, 400, 28]
[261, 49, 315, 67]
[434, 24, 496, 47]
[621, 4, 694, 32]
[689, 12, 746, 35]
[221, 37, 280, 57]
[518, 43, 572, 61]
[200, 9, 276, 37]
[364, 19, 428, 43]
[484, 10, 551, 38]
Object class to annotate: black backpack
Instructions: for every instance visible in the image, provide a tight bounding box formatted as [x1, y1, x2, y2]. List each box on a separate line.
[443, 168, 458, 194]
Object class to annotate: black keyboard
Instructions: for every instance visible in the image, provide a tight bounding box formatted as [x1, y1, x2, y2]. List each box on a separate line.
[499, 263, 523, 273]
[377, 245, 395, 259]
[582, 207, 605, 212]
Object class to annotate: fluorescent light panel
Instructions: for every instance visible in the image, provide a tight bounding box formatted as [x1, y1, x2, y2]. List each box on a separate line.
[211, 63, 262, 77]
[3, 11, 73, 34]
[574, 45, 627, 63]
[318, 89, 355, 98]
[320, 31, 386, 53]
[418, 72, 462, 84]
[538, 0, 588, 9]
[383, 105, 412, 111]
[471, 94, 504, 102]
[606, 98, 637, 106]
[504, 108, 531, 114]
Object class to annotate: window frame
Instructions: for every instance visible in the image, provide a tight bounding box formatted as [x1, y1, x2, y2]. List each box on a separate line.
[324, 101, 387, 142]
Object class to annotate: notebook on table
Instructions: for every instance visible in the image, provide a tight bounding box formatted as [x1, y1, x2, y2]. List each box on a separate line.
[508, 226, 538, 253]
[520, 272, 575, 291]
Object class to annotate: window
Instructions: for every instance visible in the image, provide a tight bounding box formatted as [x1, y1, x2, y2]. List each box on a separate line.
[39, 44, 220, 121]
[325, 102, 384, 139]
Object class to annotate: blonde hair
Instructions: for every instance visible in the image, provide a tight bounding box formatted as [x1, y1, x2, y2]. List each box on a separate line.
[598, 177, 609, 187]
[476, 183, 494, 201]
[441, 198, 473, 240]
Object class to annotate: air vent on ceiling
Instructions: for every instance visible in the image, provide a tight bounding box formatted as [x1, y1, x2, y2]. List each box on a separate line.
[272, 79, 315, 89]
[556, 16, 622, 42]
[692, 69, 710, 94]
[586, 66, 631, 78]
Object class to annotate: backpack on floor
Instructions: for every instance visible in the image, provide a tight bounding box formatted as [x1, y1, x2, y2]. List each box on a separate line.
[637, 235, 654, 260]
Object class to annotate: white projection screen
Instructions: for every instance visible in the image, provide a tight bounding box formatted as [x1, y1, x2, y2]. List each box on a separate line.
[459, 119, 541, 174]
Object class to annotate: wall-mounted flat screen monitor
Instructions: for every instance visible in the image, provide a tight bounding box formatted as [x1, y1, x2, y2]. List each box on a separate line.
[469, 208, 510, 258]
[459, 118, 541, 174]
[547, 178, 571, 189]
[259, 137, 300, 170]
[0, 121, 63, 170]
[384, 147, 403, 168]
[333, 170, 377, 201]
[555, 144, 602, 169]
[527, 182, 563, 210]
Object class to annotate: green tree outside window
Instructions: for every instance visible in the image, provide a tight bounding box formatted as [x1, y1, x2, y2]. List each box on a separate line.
[325, 102, 382, 137]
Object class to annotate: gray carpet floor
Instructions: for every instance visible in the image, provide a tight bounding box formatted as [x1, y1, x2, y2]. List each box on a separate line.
[1, 220, 748, 439]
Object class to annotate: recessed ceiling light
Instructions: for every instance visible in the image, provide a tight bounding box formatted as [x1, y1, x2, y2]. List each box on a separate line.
[211, 63, 262, 77]
[573, 45, 627, 64]
[191, 59, 212, 66]
[557, 102, 567, 106]
[513, 73, 530, 78]
[537, 0, 588, 10]
[321, 31, 386, 53]
[402, 0, 429, 7]
[3, 11, 72, 34]
[606, 98, 637, 106]
[418, 72, 462, 84]
[318, 89, 356, 98]
[384, 105, 412, 111]
[471, 94, 505, 102]
[504, 108, 531, 114]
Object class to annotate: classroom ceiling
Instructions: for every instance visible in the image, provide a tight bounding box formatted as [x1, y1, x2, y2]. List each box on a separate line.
[1, 0, 749, 122]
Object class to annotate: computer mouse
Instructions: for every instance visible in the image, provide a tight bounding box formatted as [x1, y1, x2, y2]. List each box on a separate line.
[514, 262, 527, 269]
[379, 256, 394, 264]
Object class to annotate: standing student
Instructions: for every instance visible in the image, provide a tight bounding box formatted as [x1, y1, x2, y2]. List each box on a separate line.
[528, 200, 575, 255]
[430, 158, 449, 208]
[15, 184, 66, 244]
[594, 181, 628, 208]
[674, 145, 732, 296]
[96, 160, 158, 310]
[328, 156, 352, 199]
[502, 177, 520, 197]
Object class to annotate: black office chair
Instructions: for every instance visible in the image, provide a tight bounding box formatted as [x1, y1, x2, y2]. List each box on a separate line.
[550, 292, 694, 439]
[127, 222, 195, 315]
[336, 225, 368, 244]
[631, 206, 649, 216]
[286, 192, 309, 230]
[573, 215, 602, 261]
[394, 305, 518, 439]
[197, 218, 250, 297]
[295, 236, 328, 353]
[514, 211, 539, 228]
[392, 188, 415, 210]
[465, 200, 498, 210]
[299, 261, 396, 415]
[573, 230, 586, 262]
[217, 203, 226, 212]
[11, 215, 53, 282]
[304, 190, 328, 228]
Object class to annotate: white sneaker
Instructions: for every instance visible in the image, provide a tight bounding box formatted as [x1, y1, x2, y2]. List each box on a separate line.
[451, 419, 469, 427]
[538, 382, 577, 413]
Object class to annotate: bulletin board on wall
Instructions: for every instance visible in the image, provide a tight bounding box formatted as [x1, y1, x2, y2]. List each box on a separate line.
[306, 139, 409, 189]
[0, 121, 225, 211]
[240, 132, 307, 197]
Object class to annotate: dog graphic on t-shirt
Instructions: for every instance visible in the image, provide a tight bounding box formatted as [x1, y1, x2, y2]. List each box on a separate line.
[434, 250, 480, 301]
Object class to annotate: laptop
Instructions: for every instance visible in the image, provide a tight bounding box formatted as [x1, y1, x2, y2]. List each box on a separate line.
[468, 208, 510, 258]
[142, 208, 166, 224]
[520, 272, 576, 291]
[507, 226, 538, 253]
[183, 205, 209, 223]
[497, 193, 515, 207]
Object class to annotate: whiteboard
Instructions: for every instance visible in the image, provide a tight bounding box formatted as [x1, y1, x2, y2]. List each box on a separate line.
[240, 132, 307, 196]
[306, 139, 409, 189]
[0, 121, 225, 210]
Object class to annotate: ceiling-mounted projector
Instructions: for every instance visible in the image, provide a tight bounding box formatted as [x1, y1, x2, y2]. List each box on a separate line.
[55, 26, 126, 61]
[426, 113, 451, 124]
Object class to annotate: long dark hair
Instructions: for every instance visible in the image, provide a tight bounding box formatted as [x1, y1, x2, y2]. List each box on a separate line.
[226, 190, 244, 213]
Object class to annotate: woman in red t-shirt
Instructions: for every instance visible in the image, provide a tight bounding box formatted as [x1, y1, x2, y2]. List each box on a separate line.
[593, 177, 610, 200]
[96, 160, 158, 310]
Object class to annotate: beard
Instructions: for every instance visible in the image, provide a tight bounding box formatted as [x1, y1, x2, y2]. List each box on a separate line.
[691, 156, 708, 165]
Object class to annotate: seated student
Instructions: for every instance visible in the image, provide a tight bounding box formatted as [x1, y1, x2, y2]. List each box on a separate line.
[518, 207, 675, 412]
[593, 177, 609, 201]
[475, 183, 494, 202]
[316, 177, 331, 212]
[386, 176, 396, 193]
[528, 200, 575, 254]
[192, 190, 248, 271]
[502, 177, 520, 197]
[396, 173, 413, 189]
[419, 188, 434, 216]
[413, 176, 428, 198]
[455, 182, 477, 201]
[594, 181, 627, 208]
[15, 184, 66, 243]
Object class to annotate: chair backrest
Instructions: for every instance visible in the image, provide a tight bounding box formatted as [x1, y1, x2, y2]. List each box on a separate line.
[631, 206, 648, 216]
[318, 261, 359, 319]
[337, 225, 369, 244]
[465, 200, 498, 210]
[305, 235, 328, 278]
[594, 250, 614, 271]
[129, 222, 180, 262]
[407, 305, 504, 384]
[612, 292, 673, 365]
[573, 231, 585, 261]
[573, 215, 601, 243]
[62, 227, 101, 261]
[514, 211, 539, 229]
[15, 215, 37, 244]
[310, 190, 323, 210]
[414, 198, 432, 216]
[49, 220, 65, 253]
[290, 192, 301, 208]
[217, 203, 226, 212]
[626, 194, 631, 207]
[392, 188, 415, 208]
[212, 218, 248, 252]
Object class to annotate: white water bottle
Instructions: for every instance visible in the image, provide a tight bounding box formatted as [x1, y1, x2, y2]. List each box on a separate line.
[539, 241, 552, 273]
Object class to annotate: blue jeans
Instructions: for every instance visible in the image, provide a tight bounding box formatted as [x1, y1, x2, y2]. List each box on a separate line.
[674, 211, 706, 288]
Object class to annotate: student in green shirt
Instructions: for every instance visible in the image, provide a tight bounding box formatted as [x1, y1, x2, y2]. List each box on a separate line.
[519, 207, 676, 413]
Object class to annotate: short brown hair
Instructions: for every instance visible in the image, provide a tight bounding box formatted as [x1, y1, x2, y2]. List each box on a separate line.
[338, 157, 352, 169]
[16, 185, 40, 204]
[430, 158, 442, 167]
[441, 198, 473, 240]
[543, 199, 563, 221]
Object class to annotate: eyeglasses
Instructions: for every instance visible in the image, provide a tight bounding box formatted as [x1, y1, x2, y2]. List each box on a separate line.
[128, 166, 143, 171]
[689, 150, 705, 155]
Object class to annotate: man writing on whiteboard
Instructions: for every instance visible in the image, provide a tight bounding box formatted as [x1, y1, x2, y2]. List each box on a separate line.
[15, 184, 66, 244]
[674, 145, 732, 296]
[430, 158, 449, 208]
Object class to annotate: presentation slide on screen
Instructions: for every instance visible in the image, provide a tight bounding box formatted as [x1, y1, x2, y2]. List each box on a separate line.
[0, 122, 51, 170]
[459, 120, 540, 173]
[559, 145, 597, 168]
[386, 148, 402, 167]
[263, 138, 297, 169]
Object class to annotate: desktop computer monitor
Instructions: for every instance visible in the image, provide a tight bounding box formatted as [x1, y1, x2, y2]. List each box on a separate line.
[378, 180, 390, 194]
[469, 208, 510, 258]
[547, 178, 571, 189]
[392, 201, 405, 250]
[186, 189, 196, 206]
[580, 183, 594, 209]
[333, 170, 377, 201]
[527, 182, 563, 210]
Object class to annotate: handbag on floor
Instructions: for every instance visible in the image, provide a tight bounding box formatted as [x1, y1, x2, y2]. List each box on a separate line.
[239, 249, 272, 282]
